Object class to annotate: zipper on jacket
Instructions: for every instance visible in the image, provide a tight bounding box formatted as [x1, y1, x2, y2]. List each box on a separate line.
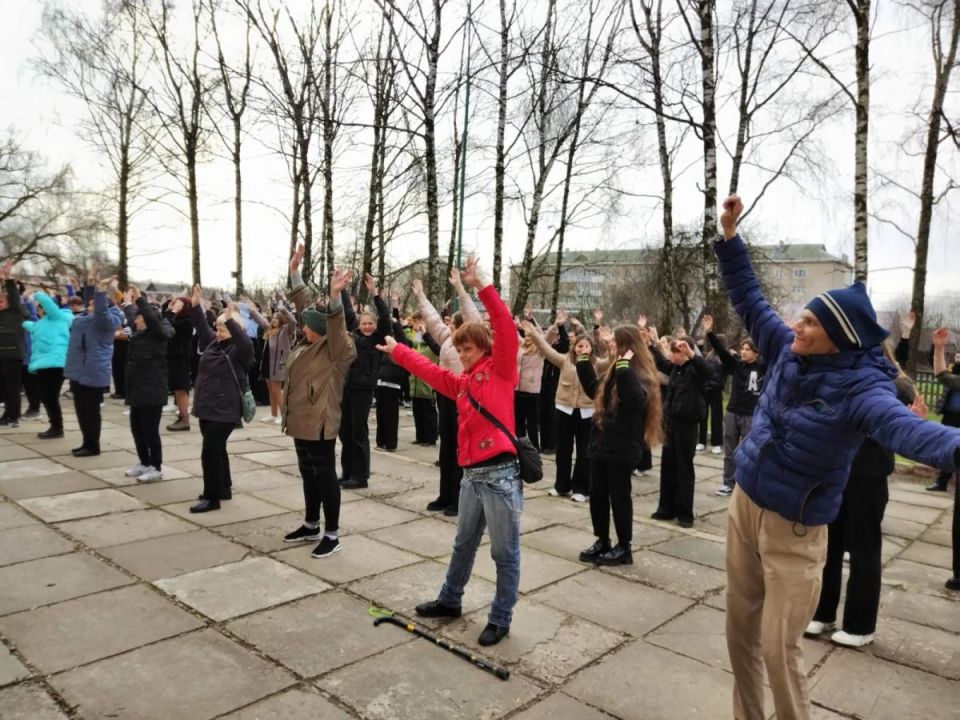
[793, 481, 821, 537]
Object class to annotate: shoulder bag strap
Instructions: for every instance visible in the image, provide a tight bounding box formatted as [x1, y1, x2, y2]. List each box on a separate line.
[220, 346, 245, 393]
[466, 390, 520, 452]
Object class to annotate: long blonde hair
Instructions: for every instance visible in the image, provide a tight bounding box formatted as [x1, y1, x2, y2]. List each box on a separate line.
[593, 325, 662, 447]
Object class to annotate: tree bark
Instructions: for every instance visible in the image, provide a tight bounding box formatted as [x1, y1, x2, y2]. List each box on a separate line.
[853, 0, 870, 282]
[493, 0, 509, 293]
[698, 0, 721, 319]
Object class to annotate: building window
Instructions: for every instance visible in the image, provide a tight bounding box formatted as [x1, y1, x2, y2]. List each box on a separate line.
[791, 285, 804, 300]
[772, 267, 783, 279]
[793, 268, 807, 279]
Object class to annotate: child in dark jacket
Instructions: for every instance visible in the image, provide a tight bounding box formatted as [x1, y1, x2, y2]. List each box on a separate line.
[375, 308, 410, 452]
[576, 325, 662, 566]
[701, 314, 766, 496]
[650, 333, 711, 527]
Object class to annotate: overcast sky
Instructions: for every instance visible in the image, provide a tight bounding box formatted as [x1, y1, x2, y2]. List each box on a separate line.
[1, 0, 958, 310]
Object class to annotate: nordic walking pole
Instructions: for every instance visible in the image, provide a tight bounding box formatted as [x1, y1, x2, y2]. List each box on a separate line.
[369, 607, 510, 681]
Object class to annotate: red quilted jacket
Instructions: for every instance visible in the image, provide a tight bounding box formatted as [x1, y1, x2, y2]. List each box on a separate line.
[392, 284, 519, 467]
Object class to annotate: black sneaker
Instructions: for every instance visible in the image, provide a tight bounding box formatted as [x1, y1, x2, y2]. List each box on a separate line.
[37, 428, 64, 439]
[414, 600, 462, 618]
[676, 518, 694, 529]
[478, 623, 510, 646]
[579, 539, 611, 563]
[650, 510, 675, 521]
[311, 536, 341, 558]
[596, 545, 633, 565]
[22, 409, 40, 420]
[946, 577, 960, 591]
[426, 498, 446, 512]
[442, 506, 458, 517]
[0, 418, 19, 428]
[341, 478, 368, 490]
[284, 525, 322, 543]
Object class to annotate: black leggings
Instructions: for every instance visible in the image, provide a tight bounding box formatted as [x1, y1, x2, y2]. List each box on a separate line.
[72, 381, 103, 452]
[0, 358, 21, 421]
[295, 438, 340, 530]
[375, 385, 401, 450]
[514, 391, 540, 450]
[698, 389, 724, 447]
[590, 459, 634, 546]
[129, 405, 163, 470]
[339, 389, 374, 482]
[21, 365, 39, 412]
[554, 409, 592, 495]
[436, 393, 462, 508]
[412, 396, 438, 444]
[36, 367, 65, 430]
[658, 418, 699, 522]
[199, 419, 235, 500]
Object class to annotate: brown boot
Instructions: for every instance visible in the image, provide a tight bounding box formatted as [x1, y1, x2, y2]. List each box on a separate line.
[166, 415, 191, 432]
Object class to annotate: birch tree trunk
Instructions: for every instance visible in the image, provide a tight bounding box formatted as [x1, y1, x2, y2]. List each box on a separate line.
[853, 0, 870, 282]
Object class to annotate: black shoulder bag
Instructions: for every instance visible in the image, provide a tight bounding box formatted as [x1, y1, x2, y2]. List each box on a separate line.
[466, 390, 543, 484]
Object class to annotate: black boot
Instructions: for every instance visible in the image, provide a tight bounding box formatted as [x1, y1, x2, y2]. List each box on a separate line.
[579, 539, 611, 563]
[596, 544, 633, 566]
[37, 427, 64, 439]
[189, 499, 220, 513]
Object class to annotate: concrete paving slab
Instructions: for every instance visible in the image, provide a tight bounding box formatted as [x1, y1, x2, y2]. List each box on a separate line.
[920, 527, 953, 547]
[100, 529, 250, 581]
[0, 585, 203, 674]
[348, 561, 496, 620]
[650, 534, 727, 570]
[0, 445, 39, 462]
[519, 524, 600, 561]
[882, 558, 953, 595]
[217, 512, 306, 553]
[50, 629, 294, 720]
[883, 502, 944, 525]
[0, 457, 73, 479]
[810, 647, 959, 719]
[163, 494, 288, 526]
[87, 463, 191, 485]
[565, 640, 734, 720]
[603, 549, 727, 599]
[221, 687, 350, 720]
[448, 598, 625, 684]
[337, 498, 420, 534]
[383, 486, 446, 514]
[0, 552, 131, 616]
[898, 540, 954, 569]
[0, 525, 74, 566]
[316, 639, 539, 720]
[350, 470, 427, 497]
[869, 616, 960, 680]
[221, 440, 287, 455]
[880, 588, 960, 633]
[366, 517, 459, 558]
[172, 455, 262, 476]
[0, 502, 40, 530]
[228, 591, 410, 677]
[887, 487, 954, 509]
[276, 535, 421, 585]
[18, 488, 144, 522]
[445, 545, 585, 594]
[154, 556, 329, 621]
[239, 450, 298, 467]
[0, 471, 108, 500]
[531, 570, 693, 636]
[55, 508, 196, 548]
[159, 443, 205, 462]
[0, 643, 31, 686]
[521, 496, 592, 528]
[0, 683, 69, 719]
[250, 483, 361, 512]
[122, 476, 207, 505]
[52, 449, 139, 471]
[510, 693, 613, 720]
[230, 468, 302, 493]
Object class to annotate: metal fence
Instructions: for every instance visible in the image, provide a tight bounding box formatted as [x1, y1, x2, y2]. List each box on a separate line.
[916, 370, 945, 411]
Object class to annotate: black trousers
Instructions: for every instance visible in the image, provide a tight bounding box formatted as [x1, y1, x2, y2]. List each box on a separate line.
[199, 419, 235, 500]
[111, 339, 127, 397]
[339, 388, 374, 482]
[36, 368, 65, 430]
[295, 438, 340, 530]
[539, 376, 558, 452]
[129, 405, 163, 469]
[554, 409, 592, 495]
[71, 381, 103, 452]
[412, 396, 438, 444]
[0, 358, 21, 421]
[814, 474, 889, 635]
[935, 412, 960, 487]
[658, 418, 698, 522]
[698, 389, 724, 446]
[375, 385, 401, 450]
[22, 365, 39, 412]
[514, 391, 540, 450]
[953, 473, 960, 579]
[590, 458, 634, 546]
[436, 393, 462, 508]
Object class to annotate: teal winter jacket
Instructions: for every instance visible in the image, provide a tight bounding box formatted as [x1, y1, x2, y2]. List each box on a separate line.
[23, 291, 73, 372]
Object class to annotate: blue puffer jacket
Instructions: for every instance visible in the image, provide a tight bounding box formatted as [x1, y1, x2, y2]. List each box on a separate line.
[64, 290, 119, 387]
[23, 291, 74, 372]
[716, 235, 960, 526]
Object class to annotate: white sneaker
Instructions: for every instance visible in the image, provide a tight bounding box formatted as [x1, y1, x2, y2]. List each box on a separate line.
[711, 446, 722, 455]
[804, 620, 836, 636]
[260, 415, 276, 423]
[714, 485, 733, 497]
[137, 467, 163, 482]
[274, 416, 283, 425]
[695, 443, 706, 452]
[163, 404, 178, 414]
[125, 464, 150, 478]
[831, 630, 874, 648]
[548, 489, 570, 497]
[571, 493, 588, 503]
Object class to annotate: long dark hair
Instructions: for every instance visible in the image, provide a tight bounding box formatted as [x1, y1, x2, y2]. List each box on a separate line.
[592, 325, 662, 446]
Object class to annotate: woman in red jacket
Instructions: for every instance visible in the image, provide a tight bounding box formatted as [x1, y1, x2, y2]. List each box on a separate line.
[377, 256, 520, 647]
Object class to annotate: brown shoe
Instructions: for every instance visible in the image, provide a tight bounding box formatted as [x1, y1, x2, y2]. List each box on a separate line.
[166, 416, 191, 432]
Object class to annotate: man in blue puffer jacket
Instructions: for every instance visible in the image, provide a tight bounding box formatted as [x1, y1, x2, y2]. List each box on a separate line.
[716, 195, 960, 720]
[64, 276, 120, 456]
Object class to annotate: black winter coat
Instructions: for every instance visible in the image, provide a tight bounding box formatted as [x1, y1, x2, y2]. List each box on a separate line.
[189, 304, 254, 424]
[378, 318, 410, 386]
[0, 280, 27, 360]
[707, 331, 765, 416]
[343, 292, 391, 391]
[653, 347, 710, 423]
[164, 312, 194, 391]
[576, 357, 652, 467]
[124, 298, 174, 407]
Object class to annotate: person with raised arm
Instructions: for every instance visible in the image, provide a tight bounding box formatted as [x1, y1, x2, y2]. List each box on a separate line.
[931, 326, 960, 590]
[376, 256, 520, 647]
[280, 244, 358, 558]
[22, 284, 73, 439]
[715, 195, 960, 720]
[0, 261, 28, 428]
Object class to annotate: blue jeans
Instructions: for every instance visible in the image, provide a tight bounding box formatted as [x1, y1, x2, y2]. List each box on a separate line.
[437, 459, 522, 627]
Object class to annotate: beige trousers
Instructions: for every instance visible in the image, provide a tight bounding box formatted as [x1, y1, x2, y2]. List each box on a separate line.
[725, 486, 827, 720]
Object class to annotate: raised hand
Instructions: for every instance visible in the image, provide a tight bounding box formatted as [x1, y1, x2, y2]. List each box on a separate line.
[391, 290, 400, 308]
[520, 319, 540, 336]
[647, 324, 659, 344]
[523, 302, 533, 318]
[909, 392, 928, 419]
[98, 274, 118, 291]
[412, 278, 424, 296]
[637, 313, 647, 329]
[932, 327, 950, 347]
[701, 314, 714, 333]
[364, 272, 377, 297]
[901, 310, 916, 337]
[129, 283, 141, 301]
[191, 284, 203, 308]
[620, 348, 635, 361]
[376, 335, 398, 355]
[555, 309, 568, 326]
[720, 194, 743, 240]
[460, 255, 484, 289]
[592, 307, 604, 325]
[448, 266, 463, 289]
[289, 243, 305, 275]
[0, 260, 12, 281]
[329, 268, 352, 295]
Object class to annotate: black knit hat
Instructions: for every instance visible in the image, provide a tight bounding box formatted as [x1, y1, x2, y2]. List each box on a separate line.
[805, 282, 888, 352]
